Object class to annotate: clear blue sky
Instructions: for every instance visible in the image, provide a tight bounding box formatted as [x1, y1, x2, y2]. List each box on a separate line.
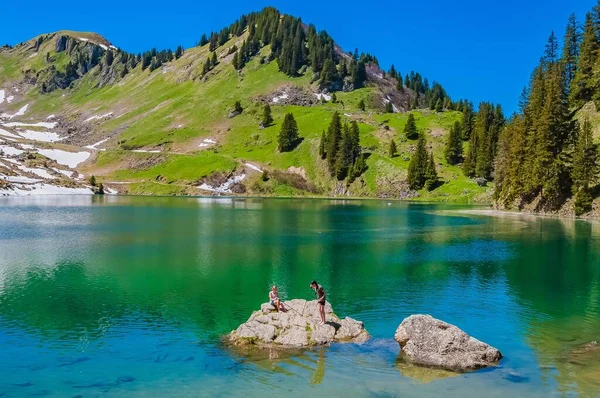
[1, 0, 595, 113]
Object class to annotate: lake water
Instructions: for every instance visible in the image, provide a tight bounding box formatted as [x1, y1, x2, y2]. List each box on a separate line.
[0, 196, 599, 397]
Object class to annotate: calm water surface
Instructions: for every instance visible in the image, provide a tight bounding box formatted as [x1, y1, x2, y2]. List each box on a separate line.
[0, 196, 599, 397]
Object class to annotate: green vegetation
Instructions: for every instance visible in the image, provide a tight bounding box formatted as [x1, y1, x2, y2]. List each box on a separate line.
[494, 1, 600, 214]
[0, 7, 497, 203]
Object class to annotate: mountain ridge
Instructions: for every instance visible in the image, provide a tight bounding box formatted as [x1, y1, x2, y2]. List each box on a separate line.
[0, 7, 494, 202]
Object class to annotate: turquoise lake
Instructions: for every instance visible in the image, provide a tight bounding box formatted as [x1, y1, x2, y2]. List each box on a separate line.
[0, 196, 599, 397]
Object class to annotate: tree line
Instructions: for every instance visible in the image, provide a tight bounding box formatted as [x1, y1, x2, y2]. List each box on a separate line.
[494, 3, 600, 214]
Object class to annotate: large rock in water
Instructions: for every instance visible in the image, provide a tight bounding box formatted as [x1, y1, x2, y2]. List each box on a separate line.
[394, 315, 502, 372]
[227, 299, 369, 347]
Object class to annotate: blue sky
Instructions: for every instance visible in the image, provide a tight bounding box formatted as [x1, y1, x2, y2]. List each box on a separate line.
[1, 0, 595, 113]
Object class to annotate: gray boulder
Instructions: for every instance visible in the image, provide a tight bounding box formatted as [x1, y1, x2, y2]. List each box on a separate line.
[228, 299, 369, 348]
[394, 314, 502, 372]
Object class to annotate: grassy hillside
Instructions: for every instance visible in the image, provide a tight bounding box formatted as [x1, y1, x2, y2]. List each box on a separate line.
[0, 29, 489, 203]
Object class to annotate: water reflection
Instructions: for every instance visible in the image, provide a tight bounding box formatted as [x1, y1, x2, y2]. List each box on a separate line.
[0, 197, 599, 395]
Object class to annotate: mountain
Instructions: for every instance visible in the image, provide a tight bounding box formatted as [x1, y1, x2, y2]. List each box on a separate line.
[0, 7, 493, 202]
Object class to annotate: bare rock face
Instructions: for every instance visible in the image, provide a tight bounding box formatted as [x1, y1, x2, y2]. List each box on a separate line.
[394, 314, 502, 372]
[228, 299, 369, 348]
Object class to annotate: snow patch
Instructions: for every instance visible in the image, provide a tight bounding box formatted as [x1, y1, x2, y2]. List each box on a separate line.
[37, 149, 91, 168]
[132, 149, 161, 153]
[1, 183, 94, 196]
[52, 168, 74, 178]
[84, 137, 110, 150]
[244, 163, 263, 173]
[17, 165, 56, 180]
[109, 45, 118, 50]
[272, 93, 289, 103]
[0, 129, 20, 139]
[3, 121, 57, 129]
[0, 90, 4, 104]
[99, 44, 108, 50]
[199, 138, 217, 148]
[84, 112, 113, 123]
[1, 175, 41, 183]
[0, 145, 24, 156]
[78, 38, 89, 42]
[4, 104, 29, 119]
[315, 93, 331, 101]
[6, 96, 14, 103]
[198, 174, 246, 194]
[19, 130, 63, 142]
[46, 115, 56, 119]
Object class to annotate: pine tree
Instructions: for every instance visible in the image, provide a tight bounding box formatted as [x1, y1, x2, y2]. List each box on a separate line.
[358, 99, 365, 111]
[331, 92, 337, 103]
[335, 125, 354, 180]
[277, 113, 300, 152]
[325, 111, 343, 173]
[350, 154, 367, 180]
[408, 135, 427, 190]
[461, 101, 475, 140]
[444, 121, 463, 165]
[175, 45, 184, 59]
[435, 98, 443, 112]
[571, 12, 597, 105]
[319, 130, 327, 159]
[397, 74, 403, 91]
[404, 113, 418, 139]
[562, 14, 580, 94]
[424, 153, 438, 191]
[261, 103, 273, 127]
[572, 119, 599, 214]
[385, 101, 394, 113]
[211, 52, 218, 67]
[234, 100, 243, 114]
[232, 52, 239, 70]
[389, 139, 398, 157]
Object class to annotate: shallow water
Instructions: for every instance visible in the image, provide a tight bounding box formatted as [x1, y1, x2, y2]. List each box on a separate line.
[0, 196, 599, 397]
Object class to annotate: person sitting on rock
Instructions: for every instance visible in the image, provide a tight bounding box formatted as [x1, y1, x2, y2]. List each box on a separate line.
[269, 286, 286, 312]
[310, 280, 327, 325]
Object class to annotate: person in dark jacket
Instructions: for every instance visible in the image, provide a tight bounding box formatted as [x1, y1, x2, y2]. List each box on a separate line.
[310, 280, 326, 325]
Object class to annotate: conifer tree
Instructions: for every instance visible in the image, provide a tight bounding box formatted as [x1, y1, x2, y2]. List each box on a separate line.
[435, 99, 443, 112]
[461, 101, 475, 140]
[424, 153, 438, 191]
[326, 111, 343, 173]
[277, 113, 300, 152]
[389, 139, 398, 157]
[385, 101, 394, 113]
[571, 12, 597, 105]
[572, 119, 599, 214]
[331, 92, 337, 103]
[232, 52, 239, 70]
[408, 135, 428, 190]
[350, 154, 367, 180]
[262, 103, 273, 127]
[562, 14, 580, 94]
[444, 121, 463, 165]
[404, 113, 418, 139]
[335, 125, 354, 180]
[175, 45, 183, 59]
[319, 131, 327, 159]
[397, 74, 403, 91]
[234, 101, 243, 114]
[211, 52, 218, 67]
[358, 99, 366, 111]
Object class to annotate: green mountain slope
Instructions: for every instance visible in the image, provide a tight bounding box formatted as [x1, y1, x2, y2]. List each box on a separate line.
[0, 10, 489, 202]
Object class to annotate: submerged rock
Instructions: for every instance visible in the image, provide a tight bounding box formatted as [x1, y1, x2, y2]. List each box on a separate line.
[227, 299, 369, 348]
[394, 314, 502, 372]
